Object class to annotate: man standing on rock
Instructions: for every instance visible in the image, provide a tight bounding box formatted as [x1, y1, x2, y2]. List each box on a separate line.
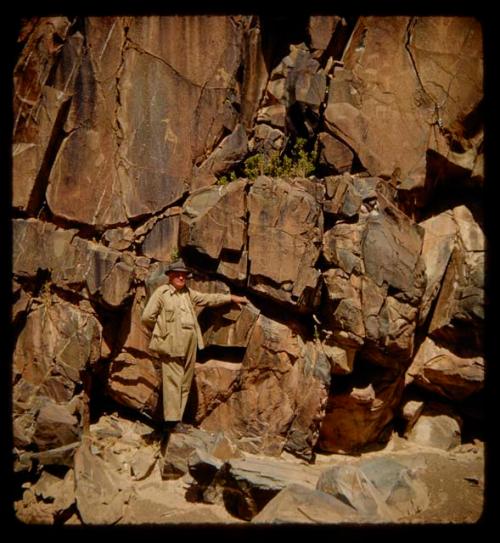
[141, 259, 247, 435]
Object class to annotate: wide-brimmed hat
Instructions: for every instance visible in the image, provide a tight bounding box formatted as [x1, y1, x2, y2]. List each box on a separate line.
[165, 259, 190, 274]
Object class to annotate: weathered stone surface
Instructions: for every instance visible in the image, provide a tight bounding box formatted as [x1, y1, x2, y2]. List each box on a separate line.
[261, 42, 326, 121]
[46, 18, 126, 225]
[40, 16, 246, 225]
[13, 219, 135, 308]
[15, 443, 80, 472]
[252, 483, 363, 523]
[406, 410, 462, 451]
[74, 440, 131, 524]
[319, 365, 404, 454]
[406, 337, 484, 401]
[247, 176, 323, 311]
[11, 17, 485, 514]
[240, 21, 269, 128]
[192, 360, 242, 423]
[318, 132, 354, 174]
[203, 456, 319, 520]
[323, 270, 365, 349]
[200, 314, 329, 460]
[118, 285, 153, 355]
[362, 193, 425, 303]
[321, 342, 356, 375]
[317, 457, 429, 521]
[192, 124, 248, 188]
[418, 210, 457, 325]
[162, 427, 241, 480]
[34, 469, 76, 512]
[13, 86, 71, 212]
[326, 17, 482, 193]
[429, 206, 484, 351]
[32, 401, 81, 451]
[13, 297, 101, 455]
[400, 398, 425, 433]
[410, 18, 483, 180]
[323, 223, 364, 275]
[321, 188, 425, 366]
[180, 180, 247, 270]
[13, 18, 74, 213]
[201, 302, 260, 348]
[140, 209, 181, 262]
[308, 16, 343, 53]
[12, 280, 32, 325]
[323, 174, 361, 217]
[107, 353, 162, 420]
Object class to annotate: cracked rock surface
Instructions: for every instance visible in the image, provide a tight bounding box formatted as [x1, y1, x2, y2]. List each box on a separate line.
[11, 14, 485, 525]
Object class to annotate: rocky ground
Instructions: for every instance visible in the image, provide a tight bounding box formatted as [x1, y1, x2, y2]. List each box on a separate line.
[13, 411, 485, 527]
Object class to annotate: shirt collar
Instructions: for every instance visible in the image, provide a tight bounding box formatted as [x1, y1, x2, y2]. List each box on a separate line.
[167, 284, 188, 295]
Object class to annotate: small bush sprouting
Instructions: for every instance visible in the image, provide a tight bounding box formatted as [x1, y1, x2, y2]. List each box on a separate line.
[216, 137, 318, 184]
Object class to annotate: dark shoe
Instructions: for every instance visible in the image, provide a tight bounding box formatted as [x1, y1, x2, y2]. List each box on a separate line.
[159, 421, 177, 454]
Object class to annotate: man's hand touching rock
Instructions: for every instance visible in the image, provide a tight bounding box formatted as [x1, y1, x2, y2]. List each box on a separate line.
[231, 294, 248, 305]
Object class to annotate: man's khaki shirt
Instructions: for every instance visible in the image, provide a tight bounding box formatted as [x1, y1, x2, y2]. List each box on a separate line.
[141, 284, 231, 358]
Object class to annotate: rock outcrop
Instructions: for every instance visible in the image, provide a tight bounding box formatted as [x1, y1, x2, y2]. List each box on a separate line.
[11, 14, 484, 525]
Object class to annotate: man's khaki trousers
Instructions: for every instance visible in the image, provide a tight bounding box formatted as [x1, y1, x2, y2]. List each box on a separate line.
[160, 331, 197, 422]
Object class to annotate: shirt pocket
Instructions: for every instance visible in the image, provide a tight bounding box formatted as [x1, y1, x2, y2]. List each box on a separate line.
[164, 309, 175, 322]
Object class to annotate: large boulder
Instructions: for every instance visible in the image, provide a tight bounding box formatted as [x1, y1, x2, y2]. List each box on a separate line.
[321, 178, 426, 366]
[418, 210, 458, 325]
[200, 314, 330, 460]
[13, 219, 135, 308]
[12, 18, 74, 213]
[247, 176, 324, 311]
[406, 337, 484, 401]
[179, 180, 248, 282]
[21, 16, 249, 226]
[325, 16, 483, 200]
[13, 296, 102, 459]
[317, 456, 429, 521]
[428, 205, 485, 352]
[106, 353, 162, 420]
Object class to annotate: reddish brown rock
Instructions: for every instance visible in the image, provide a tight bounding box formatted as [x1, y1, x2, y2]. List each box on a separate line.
[192, 124, 248, 189]
[429, 206, 484, 351]
[13, 296, 102, 455]
[180, 180, 247, 272]
[107, 353, 162, 420]
[74, 440, 131, 524]
[119, 286, 152, 355]
[362, 193, 425, 303]
[318, 132, 354, 174]
[323, 174, 362, 217]
[326, 16, 482, 193]
[31, 16, 247, 226]
[32, 401, 81, 451]
[247, 176, 323, 311]
[13, 18, 74, 213]
[318, 365, 404, 454]
[200, 315, 329, 459]
[418, 210, 457, 325]
[308, 16, 344, 53]
[140, 209, 181, 262]
[405, 404, 462, 451]
[13, 218, 135, 308]
[192, 360, 242, 423]
[201, 302, 260, 348]
[406, 337, 484, 401]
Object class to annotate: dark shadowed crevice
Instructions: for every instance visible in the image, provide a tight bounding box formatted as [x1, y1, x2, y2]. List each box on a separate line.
[258, 14, 310, 75]
[26, 96, 72, 217]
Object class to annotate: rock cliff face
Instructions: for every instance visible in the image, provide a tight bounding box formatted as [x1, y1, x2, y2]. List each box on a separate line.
[12, 14, 484, 520]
